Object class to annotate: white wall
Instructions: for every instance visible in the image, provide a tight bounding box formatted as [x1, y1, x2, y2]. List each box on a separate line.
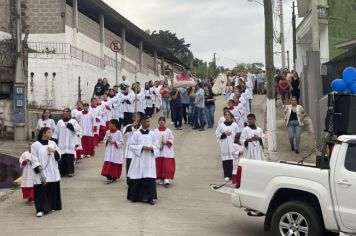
[319, 25, 329, 63]
[27, 55, 160, 110]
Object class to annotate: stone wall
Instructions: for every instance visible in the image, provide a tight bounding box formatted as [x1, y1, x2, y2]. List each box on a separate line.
[25, 0, 64, 34]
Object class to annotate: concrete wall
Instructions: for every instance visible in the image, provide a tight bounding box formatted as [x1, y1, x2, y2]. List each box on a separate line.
[328, 0, 356, 59]
[27, 54, 160, 110]
[0, 0, 10, 33]
[25, 0, 65, 34]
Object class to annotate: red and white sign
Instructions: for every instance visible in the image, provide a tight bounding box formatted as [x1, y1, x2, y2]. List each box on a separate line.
[110, 40, 122, 52]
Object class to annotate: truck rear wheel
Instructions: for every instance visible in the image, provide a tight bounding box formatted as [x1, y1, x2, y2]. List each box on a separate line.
[270, 201, 324, 236]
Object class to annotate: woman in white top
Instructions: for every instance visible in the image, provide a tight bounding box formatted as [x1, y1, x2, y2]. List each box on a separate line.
[36, 109, 56, 133]
[284, 96, 306, 154]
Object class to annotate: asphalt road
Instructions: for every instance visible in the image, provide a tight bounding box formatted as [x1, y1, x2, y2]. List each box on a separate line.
[0, 96, 267, 236]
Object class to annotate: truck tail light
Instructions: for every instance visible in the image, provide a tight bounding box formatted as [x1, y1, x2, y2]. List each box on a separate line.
[235, 166, 242, 188]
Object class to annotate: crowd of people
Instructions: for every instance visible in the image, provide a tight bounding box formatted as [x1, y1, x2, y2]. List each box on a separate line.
[216, 72, 265, 185]
[18, 69, 305, 217]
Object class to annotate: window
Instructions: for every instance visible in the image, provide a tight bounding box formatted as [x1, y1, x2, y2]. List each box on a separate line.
[345, 144, 356, 172]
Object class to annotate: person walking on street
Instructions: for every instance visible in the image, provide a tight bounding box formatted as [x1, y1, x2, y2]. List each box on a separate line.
[170, 86, 183, 130]
[204, 84, 216, 129]
[284, 96, 306, 154]
[279, 75, 290, 107]
[160, 82, 170, 119]
[291, 71, 301, 102]
[193, 83, 205, 131]
[179, 87, 190, 124]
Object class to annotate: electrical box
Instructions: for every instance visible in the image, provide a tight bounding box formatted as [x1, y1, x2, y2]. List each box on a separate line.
[13, 86, 26, 124]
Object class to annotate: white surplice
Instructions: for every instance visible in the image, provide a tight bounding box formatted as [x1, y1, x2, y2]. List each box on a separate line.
[53, 119, 82, 154]
[31, 140, 61, 185]
[154, 128, 175, 158]
[89, 105, 101, 135]
[79, 111, 95, 137]
[123, 124, 141, 159]
[103, 130, 124, 164]
[232, 143, 244, 175]
[216, 122, 240, 161]
[36, 118, 56, 131]
[144, 89, 154, 108]
[19, 151, 33, 188]
[127, 129, 159, 179]
[240, 126, 265, 161]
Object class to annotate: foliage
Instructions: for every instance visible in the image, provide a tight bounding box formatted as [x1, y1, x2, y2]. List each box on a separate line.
[232, 62, 264, 75]
[150, 30, 218, 78]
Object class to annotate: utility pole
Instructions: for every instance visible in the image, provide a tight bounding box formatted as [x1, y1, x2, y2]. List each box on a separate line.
[279, 0, 286, 68]
[292, 1, 297, 70]
[311, 0, 320, 51]
[264, 0, 277, 152]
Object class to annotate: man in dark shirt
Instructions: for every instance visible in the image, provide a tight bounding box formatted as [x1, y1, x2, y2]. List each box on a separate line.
[170, 86, 183, 130]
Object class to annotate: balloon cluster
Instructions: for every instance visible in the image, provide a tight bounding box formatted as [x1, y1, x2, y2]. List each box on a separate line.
[331, 67, 356, 93]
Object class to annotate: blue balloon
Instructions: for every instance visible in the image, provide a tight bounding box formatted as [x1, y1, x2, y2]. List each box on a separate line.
[331, 79, 349, 92]
[343, 67, 356, 84]
[350, 82, 356, 94]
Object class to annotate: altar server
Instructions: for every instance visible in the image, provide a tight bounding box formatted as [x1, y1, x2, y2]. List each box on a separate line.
[127, 116, 159, 205]
[19, 142, 34, 204]
[31, 127, 62, 217]
[240, 113, 265, 161]
[101, 119, 124, 183]
[216, 110, 240, 181]
[154, 117, 175, 186]
[79, 103, 96, 158]
[53, 108, 81, 177]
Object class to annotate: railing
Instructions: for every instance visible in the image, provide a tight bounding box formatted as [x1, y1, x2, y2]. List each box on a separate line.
[27, 42, 71, 54]
[70, 45, 104, 69]
[27, 42, 162, 73]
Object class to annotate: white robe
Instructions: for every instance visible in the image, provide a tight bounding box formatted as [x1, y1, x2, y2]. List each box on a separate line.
[123, 124, 141, 159]
[154, 128, 175, 158]
[103, 130, 123, 164]
[96, 103, 106, 126]
[240, 126, 265, 161]
[153, 87, 162, 109]
[31, 140, 61, 185]
[19, 151, 33, 188]
[113, 94, 124, 119]
[122, 91, 135, 113]
[71, 108, 82, 122]
[231, 104, 245, 131]
[232, 144, 244, 175]
[144, 89, 154, 108]
[53, 119, 82, 154]
[89, 105, 101, 135]
[79, 111, 95, 137]
[216, 122, 240, 161]
[127, 130, 159, 179]
[135, 91, 146, 113]
[36, 118, 56, 131]
[102, 99, 113, 122]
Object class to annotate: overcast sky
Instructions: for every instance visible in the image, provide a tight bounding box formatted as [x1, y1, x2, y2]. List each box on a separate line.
[103, 0, 298, 69]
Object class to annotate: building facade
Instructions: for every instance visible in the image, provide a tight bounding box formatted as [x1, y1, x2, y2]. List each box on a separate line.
[0, 0, 185, 138]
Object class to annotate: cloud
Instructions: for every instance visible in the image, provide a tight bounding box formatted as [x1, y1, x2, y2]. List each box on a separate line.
[103, 0, 294, 69]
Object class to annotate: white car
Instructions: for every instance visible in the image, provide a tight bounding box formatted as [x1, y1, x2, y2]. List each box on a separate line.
[213, 135, 356, 236]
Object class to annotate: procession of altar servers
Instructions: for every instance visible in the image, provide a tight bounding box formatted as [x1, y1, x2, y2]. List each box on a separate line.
[20, 80, 177, 217]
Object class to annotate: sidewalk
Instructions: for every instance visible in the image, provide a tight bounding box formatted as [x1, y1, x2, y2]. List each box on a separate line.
[267, 99, 317, 163]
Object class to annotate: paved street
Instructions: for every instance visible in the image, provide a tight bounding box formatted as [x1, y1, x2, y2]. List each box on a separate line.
[0, 96, 266, 236]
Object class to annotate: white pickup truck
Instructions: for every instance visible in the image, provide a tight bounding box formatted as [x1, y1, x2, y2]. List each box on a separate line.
[214, 135, 356, 236]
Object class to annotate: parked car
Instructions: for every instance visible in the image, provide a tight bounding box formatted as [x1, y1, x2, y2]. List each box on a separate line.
[213, 135, 356, 236]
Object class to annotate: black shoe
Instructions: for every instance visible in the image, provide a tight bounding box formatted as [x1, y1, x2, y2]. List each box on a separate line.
[291, 145, 295, 151]
[148, 199, 155, 205]
[192, 127, 198, 130]
[199, 128, 204, 131]
[295, 150, 299, 154]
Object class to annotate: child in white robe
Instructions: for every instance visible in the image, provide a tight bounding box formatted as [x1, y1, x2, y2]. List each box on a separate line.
[240, 113, 265, 161]
[215, 110, 240, 181]
[154, 117, 175, 186]
[232, 133, 244, 186]
[19, 142, 34, 204]
[101, 119, 124, 183]
[90, 97, 101, 147]
[218, 107, 229, 126]
[80, 103, 96, 158]
[123, 113, 141, 185]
